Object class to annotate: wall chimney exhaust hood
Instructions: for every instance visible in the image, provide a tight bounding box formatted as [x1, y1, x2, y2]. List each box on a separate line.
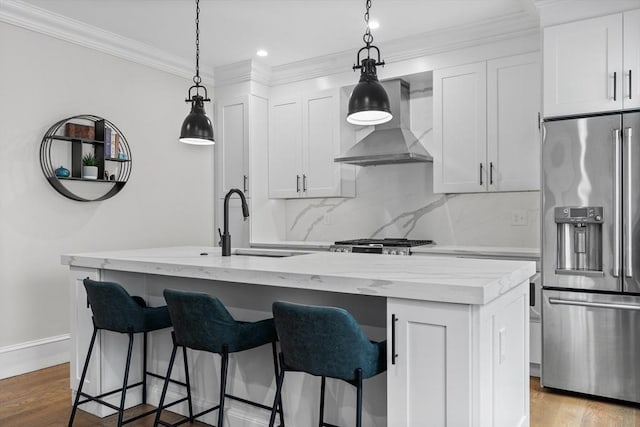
[335, 79, 432, 166]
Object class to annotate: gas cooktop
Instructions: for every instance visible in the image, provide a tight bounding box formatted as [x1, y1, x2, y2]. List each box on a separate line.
[330, 238, 434, 255]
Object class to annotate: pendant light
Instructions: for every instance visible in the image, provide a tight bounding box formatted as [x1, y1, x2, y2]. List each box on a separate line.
[347, 0, 392, 126]
[179, 0, 214, 145]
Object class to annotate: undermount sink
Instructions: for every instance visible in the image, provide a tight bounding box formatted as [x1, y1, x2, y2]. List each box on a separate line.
[232, 248, 310, 258]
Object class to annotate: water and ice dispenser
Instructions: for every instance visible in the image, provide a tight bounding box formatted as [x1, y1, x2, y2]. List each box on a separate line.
[555, 206, 604, 273]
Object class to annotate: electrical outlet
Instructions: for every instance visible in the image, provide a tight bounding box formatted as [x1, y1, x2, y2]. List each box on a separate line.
[323, 213, 331, 225]
[511, 209, 528, 226]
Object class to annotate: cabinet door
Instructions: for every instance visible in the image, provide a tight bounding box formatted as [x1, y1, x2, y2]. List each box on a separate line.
[301, 89, 341, 197]
[217, 96, 249, 197]
[487, 53, 541, 191]
[543, 14, 623, 117]
[624, 9, 640, 109]
[433, 62, 487, 193]
[268, 96, 302, 198]
[387, 298, 472, 426]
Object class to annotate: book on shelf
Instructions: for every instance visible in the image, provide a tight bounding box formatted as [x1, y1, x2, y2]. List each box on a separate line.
[64, 123, 95, 140]
[113, 134, 120, 159]
[104, 127, 112, 158]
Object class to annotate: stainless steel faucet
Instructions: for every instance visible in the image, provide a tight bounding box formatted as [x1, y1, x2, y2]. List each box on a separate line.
[219, 188, 249, 256]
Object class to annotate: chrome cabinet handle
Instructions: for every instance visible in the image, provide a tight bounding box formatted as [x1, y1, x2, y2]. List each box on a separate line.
[489, 162, 494, 185]
[629, 70, 633, 100]
[296, 175, 300, 192]
[479, 163, 483, 186]
[625, 127, 633, 278]
[614, 129, 621, 277]
[549, 298, 640, 311]
[243, 175, 248, 193]
[391, 314, 398, 365]
[614, 71, 618, 101]
[303, 174, 307, 192]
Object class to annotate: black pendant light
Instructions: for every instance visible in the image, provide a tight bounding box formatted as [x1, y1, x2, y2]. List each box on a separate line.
[347, 0, 392, 126]
[180, 0, 214, 145]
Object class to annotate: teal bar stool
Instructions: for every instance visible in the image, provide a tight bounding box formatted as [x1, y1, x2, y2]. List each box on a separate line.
[69, 279, 191, 427]
[269, 301, 386, 427]
[154, 289, 285, 427]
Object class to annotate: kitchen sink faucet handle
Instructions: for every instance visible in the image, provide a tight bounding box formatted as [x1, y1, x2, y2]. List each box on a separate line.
[217, 228, 223, 247]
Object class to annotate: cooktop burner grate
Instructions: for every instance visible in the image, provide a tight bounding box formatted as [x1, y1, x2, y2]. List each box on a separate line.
[333, 238, 434, 247]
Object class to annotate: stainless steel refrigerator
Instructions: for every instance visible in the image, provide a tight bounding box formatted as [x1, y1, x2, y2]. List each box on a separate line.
[541, 111, 640, 403]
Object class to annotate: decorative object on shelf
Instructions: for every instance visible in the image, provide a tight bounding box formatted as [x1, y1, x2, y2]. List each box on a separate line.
[39, 114, 132, 202]
[82, 153, 98, 180]
[54, 166, 70, 178]
[179, 0, 214, 145]
[346, 0, 392, 126]
[65, 123, 95, 140]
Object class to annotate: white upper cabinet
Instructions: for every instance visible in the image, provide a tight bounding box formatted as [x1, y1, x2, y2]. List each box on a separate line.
[433, 62, 487, 193]
[268, 96, 302, 198]
[487, 53, 541, 192]
[217, 95, 250, 197]
[624, 9, 640, 109]
[268, 89, 355, 199]
[543, 13, 624, 117]
[433, 53, 541, 194]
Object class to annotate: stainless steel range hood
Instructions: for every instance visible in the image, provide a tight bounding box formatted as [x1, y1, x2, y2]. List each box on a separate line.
[335, 79, 432, 166]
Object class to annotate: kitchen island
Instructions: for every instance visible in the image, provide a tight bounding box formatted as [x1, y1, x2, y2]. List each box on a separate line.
[62, 246, 535, 427]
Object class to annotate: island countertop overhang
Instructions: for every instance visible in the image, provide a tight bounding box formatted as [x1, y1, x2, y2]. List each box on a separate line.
[61, 246, 536, 305]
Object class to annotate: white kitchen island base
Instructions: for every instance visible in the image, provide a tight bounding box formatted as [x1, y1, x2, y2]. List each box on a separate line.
[63, 247, 534, 427]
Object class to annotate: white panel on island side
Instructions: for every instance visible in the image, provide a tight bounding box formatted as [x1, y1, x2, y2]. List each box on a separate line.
[62, 246, 535, 427]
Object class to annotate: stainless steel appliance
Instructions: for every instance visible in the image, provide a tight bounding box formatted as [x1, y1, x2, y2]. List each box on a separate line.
[329, 238, 434, 255]
[541, 112, 640, 403]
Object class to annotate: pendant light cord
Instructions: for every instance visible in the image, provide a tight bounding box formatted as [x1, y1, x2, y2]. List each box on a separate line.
[353, 0, 384, 70]
[193, 0, 202, 87]
[363, 0, 373, 55]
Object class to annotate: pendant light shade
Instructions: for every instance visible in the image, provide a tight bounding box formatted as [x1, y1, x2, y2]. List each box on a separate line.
[347, 0, 392, 126]
[347, 58, 392, 125]
[180, 95, 214, 145]
[180, 0, 214, 145]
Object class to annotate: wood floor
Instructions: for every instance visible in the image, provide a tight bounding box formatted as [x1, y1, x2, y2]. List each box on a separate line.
[2, 364, 640, 426]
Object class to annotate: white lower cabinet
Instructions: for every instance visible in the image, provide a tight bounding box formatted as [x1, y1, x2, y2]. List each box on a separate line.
[387, 283, 529, 427]
[433, 52, 541, 193]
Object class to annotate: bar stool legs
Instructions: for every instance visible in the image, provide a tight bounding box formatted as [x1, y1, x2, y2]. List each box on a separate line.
[269, 364, 364, 427]
[319, 376, 326, 427]
[70, 327, 190, 427]
[217, 345, 229, 427]
[156, 341, 285, 427]
[117, 331, 135, 426]
[68, 327, 98, 427]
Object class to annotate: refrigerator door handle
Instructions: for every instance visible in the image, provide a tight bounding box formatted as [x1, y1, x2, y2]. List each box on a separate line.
[549, 297, 640, 311]
[625, 127, 633, 278]
[614, 128, 622, 277]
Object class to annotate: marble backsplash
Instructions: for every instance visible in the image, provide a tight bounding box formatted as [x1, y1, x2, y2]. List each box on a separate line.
[285, 163, 540, 247]
[284, 78, 540, 248]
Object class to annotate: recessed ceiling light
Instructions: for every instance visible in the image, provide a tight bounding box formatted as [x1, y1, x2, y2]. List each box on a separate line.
[368, 20, 380, 30]
[256, 49, 268, 57]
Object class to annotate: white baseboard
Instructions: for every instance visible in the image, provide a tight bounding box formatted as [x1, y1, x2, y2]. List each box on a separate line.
[530, 362, 541, 378]
[0, 334, 70, 380]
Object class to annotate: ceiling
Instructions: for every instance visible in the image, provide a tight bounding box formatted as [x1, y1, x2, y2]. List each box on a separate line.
[19, 0, 538, 71]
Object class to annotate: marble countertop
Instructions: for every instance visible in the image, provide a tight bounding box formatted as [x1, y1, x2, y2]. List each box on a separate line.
[251, 241, 539, 260]
[61, 246, 535, 305]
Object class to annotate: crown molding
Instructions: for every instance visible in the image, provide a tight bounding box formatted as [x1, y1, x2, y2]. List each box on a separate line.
[214, 59, 272, 87]
[534, 0, 640, 26]
[269, 11, 540, 86]
[0, 0, 215, 83]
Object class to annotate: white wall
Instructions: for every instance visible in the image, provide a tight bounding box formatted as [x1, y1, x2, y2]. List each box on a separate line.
[0, 22, 214, 353]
